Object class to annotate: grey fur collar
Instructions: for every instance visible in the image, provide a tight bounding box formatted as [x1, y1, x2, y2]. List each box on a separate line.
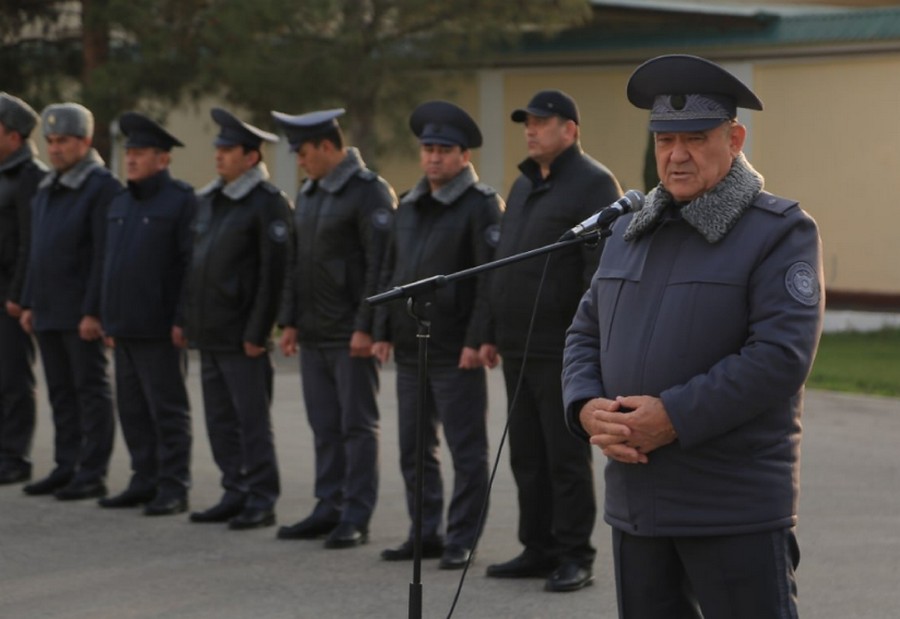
[624, 153, 764, 244]
[199, 162, 270, 200]
[40, 148, 105, 190]
[401, 163, 478, 206]
[301, 147, 365, 195]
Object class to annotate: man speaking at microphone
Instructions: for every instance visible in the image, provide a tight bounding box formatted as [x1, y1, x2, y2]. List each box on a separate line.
[480, 89, 622, 593]
[563, 55, 824, 618]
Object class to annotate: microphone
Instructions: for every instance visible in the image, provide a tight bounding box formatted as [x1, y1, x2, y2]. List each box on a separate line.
[558, 190, 645, 241]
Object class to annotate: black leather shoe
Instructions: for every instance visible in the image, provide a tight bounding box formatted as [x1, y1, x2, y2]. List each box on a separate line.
[439, 544, 473, 570]
[98, 487, 156, 508]
[544, 561, 593, 592]
[324, 522, 368, 549]
[189, 496, 245, 523]
[486, 550, 558, 579]
[381, 537, 444, 561]
[54, 479, 107, 501]
[0, 465, 31, 485]
[276, 512, 340, 540]
[143, 494, 188, 516]
[23, 469, 73, 496]
[229, 507, 276, 530]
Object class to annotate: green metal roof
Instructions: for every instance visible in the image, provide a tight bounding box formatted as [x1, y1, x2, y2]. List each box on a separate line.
[512, 6, 900, 58]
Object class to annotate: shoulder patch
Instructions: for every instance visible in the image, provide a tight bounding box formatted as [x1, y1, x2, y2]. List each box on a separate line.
[357, 168, 377, 182]
[753, 192, 798, 216]
[484, 223, 501, 248]
[268, 219, 290, 243]
[474, 182, 498, 197]
[785, 261, 820, 306]
[370, 207, 393, 231]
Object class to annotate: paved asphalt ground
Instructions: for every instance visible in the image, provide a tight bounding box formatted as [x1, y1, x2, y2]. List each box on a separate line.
[1, 354, 898, 619]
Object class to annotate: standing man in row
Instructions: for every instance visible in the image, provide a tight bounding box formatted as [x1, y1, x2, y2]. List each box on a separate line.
[0, 93, 46, 485]
[481, 90, 623, 592]
[563, 54, 824, 619]
[183, 108, 292, 530]
[272, 109, 395, 548]
[21, 103, 120, 501]
[374, 101, 502, 569]
[99, 112, 195, 516]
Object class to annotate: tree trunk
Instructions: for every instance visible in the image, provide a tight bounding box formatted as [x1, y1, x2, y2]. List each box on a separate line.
[347, 97, 380, 171]
[81, 0, 111, 162]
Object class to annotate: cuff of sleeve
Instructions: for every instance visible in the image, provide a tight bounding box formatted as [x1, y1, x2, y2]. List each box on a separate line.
[565, 399, 592, 443]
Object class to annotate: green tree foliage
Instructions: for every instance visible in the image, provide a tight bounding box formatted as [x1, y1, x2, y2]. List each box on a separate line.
[1, 0, 591, 163]
[194, 0, 592, 159]
[1, 0, 206, 156]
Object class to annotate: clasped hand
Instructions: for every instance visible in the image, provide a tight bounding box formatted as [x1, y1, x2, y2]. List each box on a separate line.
[579, 395, 677, 464]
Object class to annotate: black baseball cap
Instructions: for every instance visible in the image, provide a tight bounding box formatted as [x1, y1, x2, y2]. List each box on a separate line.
[511, 89, 580, 125]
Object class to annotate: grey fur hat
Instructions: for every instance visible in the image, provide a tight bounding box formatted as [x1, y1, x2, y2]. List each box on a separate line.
[0, 93, 40, 137]
[41, 102, 94, 138]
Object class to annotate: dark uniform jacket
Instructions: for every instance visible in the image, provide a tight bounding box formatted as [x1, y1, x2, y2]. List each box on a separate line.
[0, 143, 47, 303]
[563, 154, 824, 537]
[101, 169, 196, 338]
[485, 144, 622, 359]
[23, 149, 121, 331]
[182, 164, 292, 351]
[278, 147, 395, 347]
[372, 164, 503, 366]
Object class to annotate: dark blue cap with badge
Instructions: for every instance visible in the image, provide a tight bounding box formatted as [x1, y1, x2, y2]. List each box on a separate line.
[119, 112, 184, 151]
[270, 109, 345, 152]
[511, 89, 580, 125]
[627, 54, 763, 132]
[211, 107, 279, 150]
[409, 100, 482, 150]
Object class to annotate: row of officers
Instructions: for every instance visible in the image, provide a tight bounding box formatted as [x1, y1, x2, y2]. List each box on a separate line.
[2, 53, 823, 617]
[0, 87, 621, 593]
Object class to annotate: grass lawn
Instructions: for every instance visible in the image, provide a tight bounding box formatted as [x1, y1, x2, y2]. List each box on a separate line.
[807, 328, 900, 398]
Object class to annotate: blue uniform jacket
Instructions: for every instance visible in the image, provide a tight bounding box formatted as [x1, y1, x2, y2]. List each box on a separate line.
[563, 175, 824, 537]
[101, 169, 196, 338]
[278, 147, 395, 347]
[372, 165, 502, 366]
[183, 164, 293, 351]
[23, 150, 121, 331]
[485, 144, 622, 360]
[0, 144, 47, 303]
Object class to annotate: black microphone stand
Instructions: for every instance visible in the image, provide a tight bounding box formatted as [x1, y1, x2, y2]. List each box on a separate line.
[366, 229, 608, 619]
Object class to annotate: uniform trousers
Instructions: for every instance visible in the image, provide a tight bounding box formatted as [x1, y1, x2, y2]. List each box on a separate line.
[0, 311, 36, 469]
[300, 346, 379, 528]
[114, 338, 191, 496]
[502, 356, 596, 566]
[200, 350, 279, 510]
[613, 527, 800, 619]
[35, 329, 114, 483]
[396, 363, 489, 548]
